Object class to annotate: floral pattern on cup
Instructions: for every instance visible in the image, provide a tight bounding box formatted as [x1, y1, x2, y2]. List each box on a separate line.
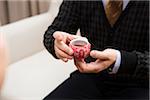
[69, 37, 91, 60]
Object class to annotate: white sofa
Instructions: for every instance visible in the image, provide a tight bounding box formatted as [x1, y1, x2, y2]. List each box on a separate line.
[0, 1, 76, 100]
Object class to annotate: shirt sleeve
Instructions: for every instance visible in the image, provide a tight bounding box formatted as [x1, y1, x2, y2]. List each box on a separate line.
[109, 50, 121, 74]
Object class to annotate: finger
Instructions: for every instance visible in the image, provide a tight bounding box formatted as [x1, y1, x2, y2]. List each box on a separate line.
[55, 46, 73, 59]
[98, 60, 111, 69]
[56, 53, 68, 62]
[75, 59, 106, 73]
[53, 32, 63, 41]
[55, 41, 73, 55]
[74, 58, 89, 73]
[76, 60, 111, 73]
[74, 59, 83, 72]
[75, 58, 111, 73]
[90, 50, 108, 60]
[86, 63, 104, 73]
[74, 58, 83, 71]
[61, 58, 68, 62]
[88, 60, 112, 73]
[55, 51, 68, 62]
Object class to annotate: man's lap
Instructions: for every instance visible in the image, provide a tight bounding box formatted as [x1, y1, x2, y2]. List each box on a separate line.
[43, 70, 149, 99]
[44, 70, 102, 99]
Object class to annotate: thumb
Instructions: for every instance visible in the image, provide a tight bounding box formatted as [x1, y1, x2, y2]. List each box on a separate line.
[90, 50, 108, 60]
[53, 32, 63, 41]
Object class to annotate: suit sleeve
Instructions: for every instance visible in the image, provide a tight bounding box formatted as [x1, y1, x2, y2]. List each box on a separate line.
[117, 50, 149, 83]
[43, 1, 80, 58]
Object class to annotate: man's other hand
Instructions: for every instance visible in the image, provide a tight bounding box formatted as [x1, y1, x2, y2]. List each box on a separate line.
[74, 49, 117, 73]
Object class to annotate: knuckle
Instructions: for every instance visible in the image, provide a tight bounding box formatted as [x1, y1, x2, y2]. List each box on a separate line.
[64, 47, 72, 55]
[79, 69, 84, 73]
[92, 67, 101, 73]
[111, 58, 116, 62]
[55, 50, 63, 59]
[58, 50, 69, 58]
[93, 68, 99, 73]
[56, 54, 61, 59]
[102, 62, 107, 67]
[80, 67, 86, 73]
[53, 32, 59, 38]
[55, 41, 60, 48]
[103, 64, 108, 70]
[66, 48, 71, 54]
[77, 66, 84, 73]
[64, 54, 69, 58]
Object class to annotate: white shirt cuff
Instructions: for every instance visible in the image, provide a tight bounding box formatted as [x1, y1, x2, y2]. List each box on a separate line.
[110, 50, 121, 74]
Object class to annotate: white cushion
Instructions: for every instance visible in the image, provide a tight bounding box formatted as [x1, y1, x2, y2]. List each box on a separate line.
[1, 0, 63, 65]
[1, 13, 52, 64]
[0, 50, 76, 100]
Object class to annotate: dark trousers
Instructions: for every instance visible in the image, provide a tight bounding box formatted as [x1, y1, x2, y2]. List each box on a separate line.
[43, 70, 149, 99]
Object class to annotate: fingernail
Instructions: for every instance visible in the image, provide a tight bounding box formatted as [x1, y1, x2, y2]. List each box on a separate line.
[64, 58, 68, 61]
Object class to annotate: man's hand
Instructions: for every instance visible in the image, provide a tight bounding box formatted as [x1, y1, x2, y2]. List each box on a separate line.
[53, 31, 78, 62]
[74, 49, 117, 73]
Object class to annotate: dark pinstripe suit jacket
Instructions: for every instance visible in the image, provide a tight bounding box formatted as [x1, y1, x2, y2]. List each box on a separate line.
[43, 1, 149, 86]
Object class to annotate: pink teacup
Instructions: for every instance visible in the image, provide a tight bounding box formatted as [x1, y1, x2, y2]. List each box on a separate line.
[69, 37, 91, 60]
